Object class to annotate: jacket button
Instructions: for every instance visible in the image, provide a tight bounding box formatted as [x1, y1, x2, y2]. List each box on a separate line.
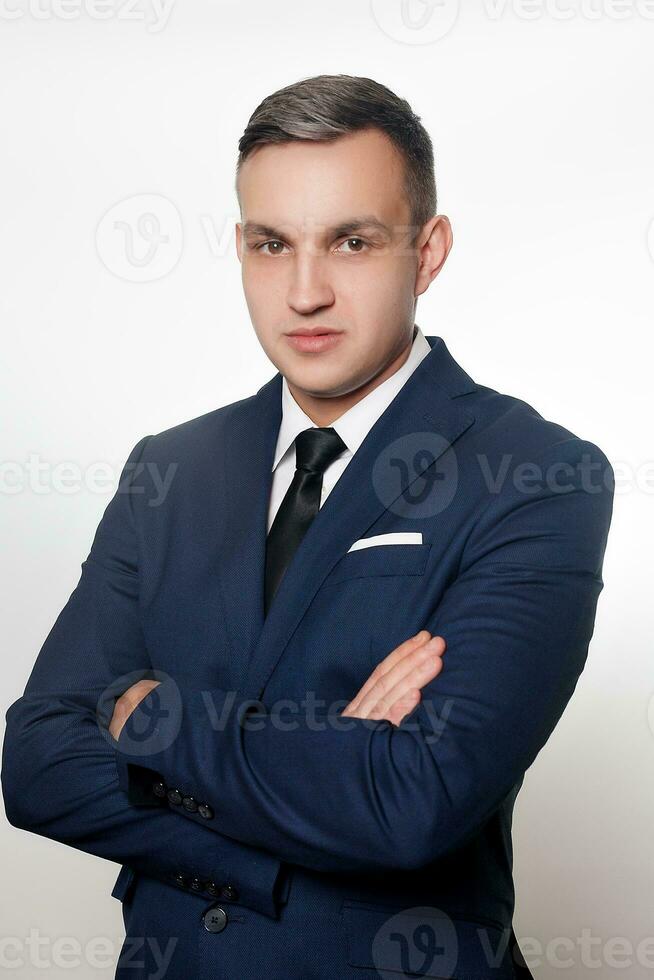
[152, 781, 167, 799]
[202, 906, 228, 933]
[198, 802, 214, 820]
[205, 881, 220, 897]
[172, 872, 186, 888]
[220, 884, 238, 901]
[167, 788, 183, 806]
[189, 877, 204, 892]
[182, 796, 198, 812]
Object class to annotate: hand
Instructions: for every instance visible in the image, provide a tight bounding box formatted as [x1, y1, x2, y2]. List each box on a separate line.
[342, 631, 446, 726]
[109, 679, 161, 741]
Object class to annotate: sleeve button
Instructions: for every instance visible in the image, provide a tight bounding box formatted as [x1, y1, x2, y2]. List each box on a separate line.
[198, 802, 214, 820]
[220, 884, 238, 901]
[202, 906, 228, 933]
[167, 788, 183, 806]
[182, 796, 198, 812]
[152, 781, 167, 798]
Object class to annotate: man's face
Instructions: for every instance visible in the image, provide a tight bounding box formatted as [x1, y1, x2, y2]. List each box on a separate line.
[235, 128, 425, 400]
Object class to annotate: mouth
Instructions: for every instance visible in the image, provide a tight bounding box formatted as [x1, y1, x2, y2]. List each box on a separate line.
[284, 330, 344, 353]
[285, 327, 343, 336]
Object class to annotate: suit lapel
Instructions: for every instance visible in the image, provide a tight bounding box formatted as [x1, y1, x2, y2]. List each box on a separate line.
[215, 369, 281, 689]
[218, 335, 477, 700]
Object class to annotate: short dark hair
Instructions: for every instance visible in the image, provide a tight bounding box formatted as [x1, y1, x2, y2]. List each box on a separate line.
[235, 74, 437, 242]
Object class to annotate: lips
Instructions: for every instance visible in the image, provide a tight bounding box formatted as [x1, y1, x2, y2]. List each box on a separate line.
[285, 329, 342, 337]
[284, 332, 344, 352]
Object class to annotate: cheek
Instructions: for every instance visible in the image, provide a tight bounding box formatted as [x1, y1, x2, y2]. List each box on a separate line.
[342, 254, 413, 298]
[242, 264, 285, 314]
[342, 267, 411, 323]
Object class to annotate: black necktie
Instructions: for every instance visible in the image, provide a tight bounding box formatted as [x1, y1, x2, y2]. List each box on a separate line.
[264, 426, 347, 616]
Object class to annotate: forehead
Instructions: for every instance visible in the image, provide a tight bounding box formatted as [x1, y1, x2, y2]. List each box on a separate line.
[237, 127, 410, 227]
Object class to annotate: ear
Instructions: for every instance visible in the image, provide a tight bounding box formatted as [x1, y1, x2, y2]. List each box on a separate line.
[414, 215, 453, 297]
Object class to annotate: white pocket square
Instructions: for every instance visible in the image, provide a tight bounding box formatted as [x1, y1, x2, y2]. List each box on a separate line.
[346, 532, 423, 553]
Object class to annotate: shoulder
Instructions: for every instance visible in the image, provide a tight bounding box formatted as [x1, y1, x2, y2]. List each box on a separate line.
[135, 389, 260, 462]
[460, 379, 611, 471]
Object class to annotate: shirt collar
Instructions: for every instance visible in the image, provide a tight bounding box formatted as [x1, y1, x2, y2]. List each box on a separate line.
[272, 324, 432, 472]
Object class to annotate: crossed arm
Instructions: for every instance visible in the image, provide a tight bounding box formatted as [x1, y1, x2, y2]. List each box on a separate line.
[109, 628, 446, 740]
[2, 434, 614, 891]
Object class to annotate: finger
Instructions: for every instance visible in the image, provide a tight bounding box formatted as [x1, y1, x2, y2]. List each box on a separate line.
[377, 649, 444, 718]
[345, 632, 437, 716]
[121, 679, 160, 711]
[345, 631, 432, 713]
[109, 701, 129, 740]
[357, 634, 444, 713]
[357, 653, 443, 722]
[386, 689, 422, 727]
[353, 637, 445, 719]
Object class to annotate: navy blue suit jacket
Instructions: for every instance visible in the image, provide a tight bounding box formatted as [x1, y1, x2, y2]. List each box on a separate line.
[2, 335, 614, 979]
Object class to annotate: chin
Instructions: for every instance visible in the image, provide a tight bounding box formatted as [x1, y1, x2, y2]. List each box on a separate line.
[286, 362, 350, 393]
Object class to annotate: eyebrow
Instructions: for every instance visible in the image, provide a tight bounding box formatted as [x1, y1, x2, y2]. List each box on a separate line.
[241, 215, 392, 240]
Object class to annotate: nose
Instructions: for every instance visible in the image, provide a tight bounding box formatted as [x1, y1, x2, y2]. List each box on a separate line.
[286, 253, 335, 315]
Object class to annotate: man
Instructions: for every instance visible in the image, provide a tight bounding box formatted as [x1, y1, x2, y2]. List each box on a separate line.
[2, 75, 613, 979]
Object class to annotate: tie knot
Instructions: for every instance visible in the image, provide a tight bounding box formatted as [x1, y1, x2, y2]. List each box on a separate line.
[294, 427, 347, 475]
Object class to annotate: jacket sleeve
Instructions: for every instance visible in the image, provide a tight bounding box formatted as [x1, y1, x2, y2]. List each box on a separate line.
[113, 437, 615, 874]
[1, 435, 287, 918]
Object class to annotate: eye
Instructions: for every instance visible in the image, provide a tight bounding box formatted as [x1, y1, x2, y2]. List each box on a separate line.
[336, 237, 368, 254]
[255, 240, 289, 256]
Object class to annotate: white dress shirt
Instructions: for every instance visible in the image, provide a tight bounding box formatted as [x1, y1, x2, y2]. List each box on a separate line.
[267, 324, 432, 533]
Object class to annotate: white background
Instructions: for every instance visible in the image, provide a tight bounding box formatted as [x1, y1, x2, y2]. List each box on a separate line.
[1, 1, 652, 976]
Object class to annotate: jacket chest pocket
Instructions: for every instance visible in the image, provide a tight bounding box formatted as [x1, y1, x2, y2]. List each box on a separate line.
[321, 543, 431, 588]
